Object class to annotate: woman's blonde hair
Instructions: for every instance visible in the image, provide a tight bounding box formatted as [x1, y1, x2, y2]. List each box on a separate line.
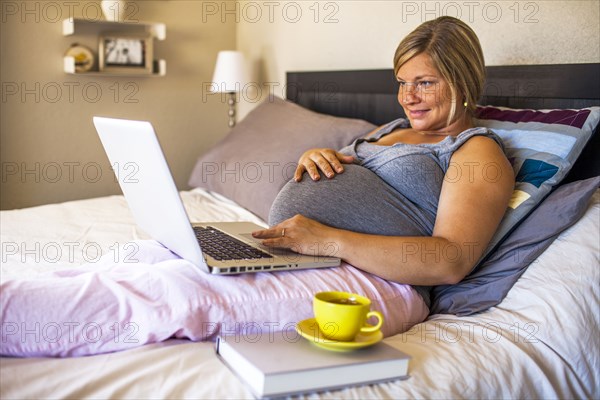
[393, 16, 485, 124]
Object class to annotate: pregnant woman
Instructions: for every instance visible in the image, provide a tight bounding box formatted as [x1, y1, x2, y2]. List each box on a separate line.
[253, 16, 514, 307]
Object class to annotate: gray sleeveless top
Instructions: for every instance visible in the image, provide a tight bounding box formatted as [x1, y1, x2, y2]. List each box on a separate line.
[339, 118, 505, 226]
[269, 118, 504, 307]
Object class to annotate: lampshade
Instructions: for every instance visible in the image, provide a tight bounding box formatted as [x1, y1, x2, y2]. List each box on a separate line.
[211, 51, 246, 93]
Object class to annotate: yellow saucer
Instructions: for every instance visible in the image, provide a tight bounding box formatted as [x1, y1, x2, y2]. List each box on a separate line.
[295, 318, 383, 351]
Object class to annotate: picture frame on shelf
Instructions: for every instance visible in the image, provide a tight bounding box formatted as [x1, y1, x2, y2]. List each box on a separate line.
[99, 34, 153, 74]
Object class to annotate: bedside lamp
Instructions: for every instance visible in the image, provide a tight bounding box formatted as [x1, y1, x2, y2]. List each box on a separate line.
[211, 51, 246, 128]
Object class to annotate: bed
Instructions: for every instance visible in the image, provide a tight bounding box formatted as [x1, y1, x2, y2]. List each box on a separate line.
[1, 63, 599, 399]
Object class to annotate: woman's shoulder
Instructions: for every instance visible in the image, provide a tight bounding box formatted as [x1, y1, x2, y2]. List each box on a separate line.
[450, 127, 504, 150]
[457, 126, 496, 138]
[448, 129, 512, 173]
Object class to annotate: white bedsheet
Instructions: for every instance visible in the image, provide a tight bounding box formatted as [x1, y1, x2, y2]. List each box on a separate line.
[1, 188, 598, 399]
[0, 190, 265, 282]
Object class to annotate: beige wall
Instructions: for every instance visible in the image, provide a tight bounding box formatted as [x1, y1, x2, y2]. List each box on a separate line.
[237, 0, 600, 118]
[2, 1, 599, 209]
[1, 0, 236, 209]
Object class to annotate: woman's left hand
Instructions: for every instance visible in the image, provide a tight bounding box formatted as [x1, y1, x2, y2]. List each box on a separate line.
[251, 215, 340, 257]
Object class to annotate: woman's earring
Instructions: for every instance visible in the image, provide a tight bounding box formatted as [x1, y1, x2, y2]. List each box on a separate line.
[463, 101, 468, 107]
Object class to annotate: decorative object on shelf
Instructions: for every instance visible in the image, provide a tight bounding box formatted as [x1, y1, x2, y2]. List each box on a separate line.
[62, 18, 167, 76]
[101, 0, 127, 22]
[64, 43, 95, 73]
[211, 51, 247, 128]
[99, 34, 153, 74]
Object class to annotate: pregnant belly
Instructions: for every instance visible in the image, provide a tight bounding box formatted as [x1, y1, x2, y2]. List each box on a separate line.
[268, 164, 435, 236]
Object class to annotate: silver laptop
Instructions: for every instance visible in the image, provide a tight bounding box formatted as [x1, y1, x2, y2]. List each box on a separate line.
[93, 116, 340, 275]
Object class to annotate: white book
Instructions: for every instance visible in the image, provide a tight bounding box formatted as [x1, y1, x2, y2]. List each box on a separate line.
[215, 332, 410, 398]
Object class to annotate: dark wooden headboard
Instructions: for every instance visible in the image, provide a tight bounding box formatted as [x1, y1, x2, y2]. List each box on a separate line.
[286, 63, 600, 183]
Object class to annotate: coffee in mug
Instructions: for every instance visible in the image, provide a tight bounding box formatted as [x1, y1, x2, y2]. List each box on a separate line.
[313, 291, 383, 342]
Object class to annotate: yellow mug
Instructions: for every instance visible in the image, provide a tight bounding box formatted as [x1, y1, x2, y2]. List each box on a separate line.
[313, 291, 384, 342]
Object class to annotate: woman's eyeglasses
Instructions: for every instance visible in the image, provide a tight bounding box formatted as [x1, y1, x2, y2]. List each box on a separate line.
[396, 80, 439, 94]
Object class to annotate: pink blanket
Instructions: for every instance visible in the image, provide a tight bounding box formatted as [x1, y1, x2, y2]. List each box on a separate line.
[1, 241, 428, 357]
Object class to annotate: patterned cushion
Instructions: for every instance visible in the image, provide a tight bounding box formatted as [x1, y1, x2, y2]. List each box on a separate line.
[474, 106, 600, 257]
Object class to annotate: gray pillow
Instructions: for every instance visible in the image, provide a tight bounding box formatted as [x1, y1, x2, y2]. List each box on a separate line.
[430, 176, 600, 316]
[188, 96, 376, 220]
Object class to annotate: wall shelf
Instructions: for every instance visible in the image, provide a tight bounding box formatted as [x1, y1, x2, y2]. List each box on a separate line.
[62, 18, 166, 76]
[63, 18, 166, 40]
[64, 57, 166, 76]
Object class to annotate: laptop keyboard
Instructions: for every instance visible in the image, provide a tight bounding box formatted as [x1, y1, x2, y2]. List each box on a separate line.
[193, 226, 272, 261]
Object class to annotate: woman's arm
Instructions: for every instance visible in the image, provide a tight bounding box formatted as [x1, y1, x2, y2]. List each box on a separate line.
[254, 136, 514, 286]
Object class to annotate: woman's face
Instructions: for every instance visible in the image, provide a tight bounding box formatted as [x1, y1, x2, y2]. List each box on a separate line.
[396, 53, 467, 135]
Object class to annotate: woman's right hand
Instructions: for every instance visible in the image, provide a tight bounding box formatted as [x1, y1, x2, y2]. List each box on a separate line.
[294, 148, 355, 182]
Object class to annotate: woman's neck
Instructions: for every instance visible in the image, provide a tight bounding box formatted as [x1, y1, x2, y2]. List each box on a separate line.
[419, 114, 473, 137]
